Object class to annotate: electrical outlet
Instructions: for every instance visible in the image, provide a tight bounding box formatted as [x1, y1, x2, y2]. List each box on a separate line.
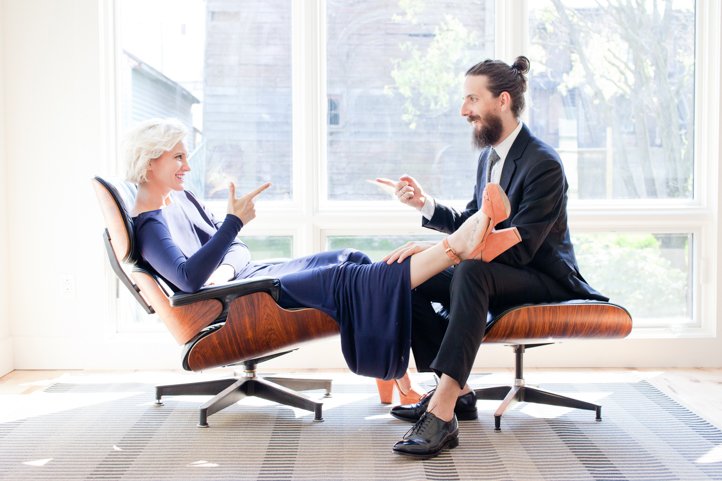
[60, 274, 75, 297]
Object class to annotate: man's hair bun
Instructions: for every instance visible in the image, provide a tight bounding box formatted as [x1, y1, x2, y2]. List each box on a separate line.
[511, 56, 530, 76]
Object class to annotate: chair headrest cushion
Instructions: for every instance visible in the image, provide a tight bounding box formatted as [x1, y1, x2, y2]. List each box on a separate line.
[94, 176, 139, 263]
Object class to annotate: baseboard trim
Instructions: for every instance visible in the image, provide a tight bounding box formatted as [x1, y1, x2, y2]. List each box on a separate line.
[12, 336, 179, 370]
[9, 335, 722, 370]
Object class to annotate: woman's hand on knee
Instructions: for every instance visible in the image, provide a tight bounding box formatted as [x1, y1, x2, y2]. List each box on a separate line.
[383, 241, 435, 264]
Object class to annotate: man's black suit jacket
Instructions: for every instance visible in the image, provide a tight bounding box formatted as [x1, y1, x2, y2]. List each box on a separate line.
[422, 124, 608, 302]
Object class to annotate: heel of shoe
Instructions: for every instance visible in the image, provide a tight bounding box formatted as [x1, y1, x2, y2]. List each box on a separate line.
[395, 373, 423, 405]
[378, 374, 424, 405]
[376, 379, 395, 404]
[481, 227, 522, 262]
[456, 408, 479, 421]
[398, 389, 423, 405]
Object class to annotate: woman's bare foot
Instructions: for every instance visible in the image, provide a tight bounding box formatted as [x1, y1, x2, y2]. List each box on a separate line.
[445, 209, 491, 261]
[443, 184, 518, 262]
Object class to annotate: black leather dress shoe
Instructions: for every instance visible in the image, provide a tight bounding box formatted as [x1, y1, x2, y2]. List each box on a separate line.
[392, 412, 459, 459]
[390, 389, 477, 423]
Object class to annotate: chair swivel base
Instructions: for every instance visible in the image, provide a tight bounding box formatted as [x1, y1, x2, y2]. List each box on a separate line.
[474, 344, 602, 431]
[475, 382, 601, 431]
[155, 375, 332, 427]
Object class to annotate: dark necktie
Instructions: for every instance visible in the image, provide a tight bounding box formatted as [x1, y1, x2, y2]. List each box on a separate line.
[486, 149, 500, 183]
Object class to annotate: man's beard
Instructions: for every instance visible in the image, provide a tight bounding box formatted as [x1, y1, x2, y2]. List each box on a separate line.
[469, 113, 503, 149]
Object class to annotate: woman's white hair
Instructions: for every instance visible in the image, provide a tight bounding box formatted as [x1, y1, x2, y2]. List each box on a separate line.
[123, 118, 188, 184]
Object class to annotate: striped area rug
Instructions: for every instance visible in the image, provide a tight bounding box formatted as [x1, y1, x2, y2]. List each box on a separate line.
[1, 376, 721, 480]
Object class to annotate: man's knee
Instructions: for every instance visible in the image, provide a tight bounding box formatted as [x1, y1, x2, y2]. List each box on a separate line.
[451, 260, 495, 292]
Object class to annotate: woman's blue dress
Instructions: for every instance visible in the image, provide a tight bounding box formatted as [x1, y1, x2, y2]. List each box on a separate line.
[133, 190, 412, 380]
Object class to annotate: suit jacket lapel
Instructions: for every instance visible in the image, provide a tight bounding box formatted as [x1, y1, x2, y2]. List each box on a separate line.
[499, 124, 531, 192]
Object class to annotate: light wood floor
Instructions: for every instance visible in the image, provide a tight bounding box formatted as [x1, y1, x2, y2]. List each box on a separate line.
[1, 368, 721, 429]
[644, 368, 722, 429]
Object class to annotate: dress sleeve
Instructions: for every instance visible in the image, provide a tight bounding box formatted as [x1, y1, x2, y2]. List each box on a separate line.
[182, 190, 251, 275]
[136, 213, 243, 293]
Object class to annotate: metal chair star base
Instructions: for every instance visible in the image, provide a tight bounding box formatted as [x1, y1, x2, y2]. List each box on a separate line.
[155, 354, 333, 426]
[476, 301, 632, 431]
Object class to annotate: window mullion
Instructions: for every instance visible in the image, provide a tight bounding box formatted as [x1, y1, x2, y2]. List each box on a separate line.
[696, 0, 721, 210]
[696, 0, 721, 336]
[496, 0, 528, 64]
[293, 0, 324, 256]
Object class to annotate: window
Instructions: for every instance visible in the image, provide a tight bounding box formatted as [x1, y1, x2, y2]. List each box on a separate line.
[328, 235, 443, 262]
[528, 0, 695, 200]
[244, 236, 294, 260]
[119, 0, 292, 202]
[115, 0, 718, 337]
[526, 0, 705, 331]
[574, 233, 692, 328]
[328, 96, 341, 127]
[326, 0, 495, 201]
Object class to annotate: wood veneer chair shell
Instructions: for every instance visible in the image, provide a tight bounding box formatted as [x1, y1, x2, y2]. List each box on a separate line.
[186, 292, 339, 371]
[484, 301, 633, 344]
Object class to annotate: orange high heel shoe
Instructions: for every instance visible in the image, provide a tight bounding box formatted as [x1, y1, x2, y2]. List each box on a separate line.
[376, 379, 395, 404]
[474, 183, 520, 260]
[479, 227, 521, 262]
[376, 373, 424, 405]
[482, 183, 512, 227]
[443, 183, 521, 264]
[475, 183, 511, 248]
[467, 183, 519, 261]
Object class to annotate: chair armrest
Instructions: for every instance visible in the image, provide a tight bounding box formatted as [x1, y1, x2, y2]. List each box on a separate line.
[170, 277, 280, 307]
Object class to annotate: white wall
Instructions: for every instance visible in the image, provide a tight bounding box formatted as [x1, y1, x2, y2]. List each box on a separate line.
[3, 0, 116, 368]
[1, 0, 721, 372]
[0, 0, 184, 371]
[0, 0, 14, 377]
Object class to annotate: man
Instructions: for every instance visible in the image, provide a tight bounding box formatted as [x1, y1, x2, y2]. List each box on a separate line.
[377, 56, 608, 459]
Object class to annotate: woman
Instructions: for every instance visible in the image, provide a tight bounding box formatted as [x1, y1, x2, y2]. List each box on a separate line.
[125, 118, 519, 383]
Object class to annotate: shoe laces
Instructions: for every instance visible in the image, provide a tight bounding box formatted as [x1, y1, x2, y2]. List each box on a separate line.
[404, 412, 434, 439]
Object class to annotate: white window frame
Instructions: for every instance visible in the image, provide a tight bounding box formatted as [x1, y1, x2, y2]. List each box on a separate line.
[109, 0, 721, 342]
